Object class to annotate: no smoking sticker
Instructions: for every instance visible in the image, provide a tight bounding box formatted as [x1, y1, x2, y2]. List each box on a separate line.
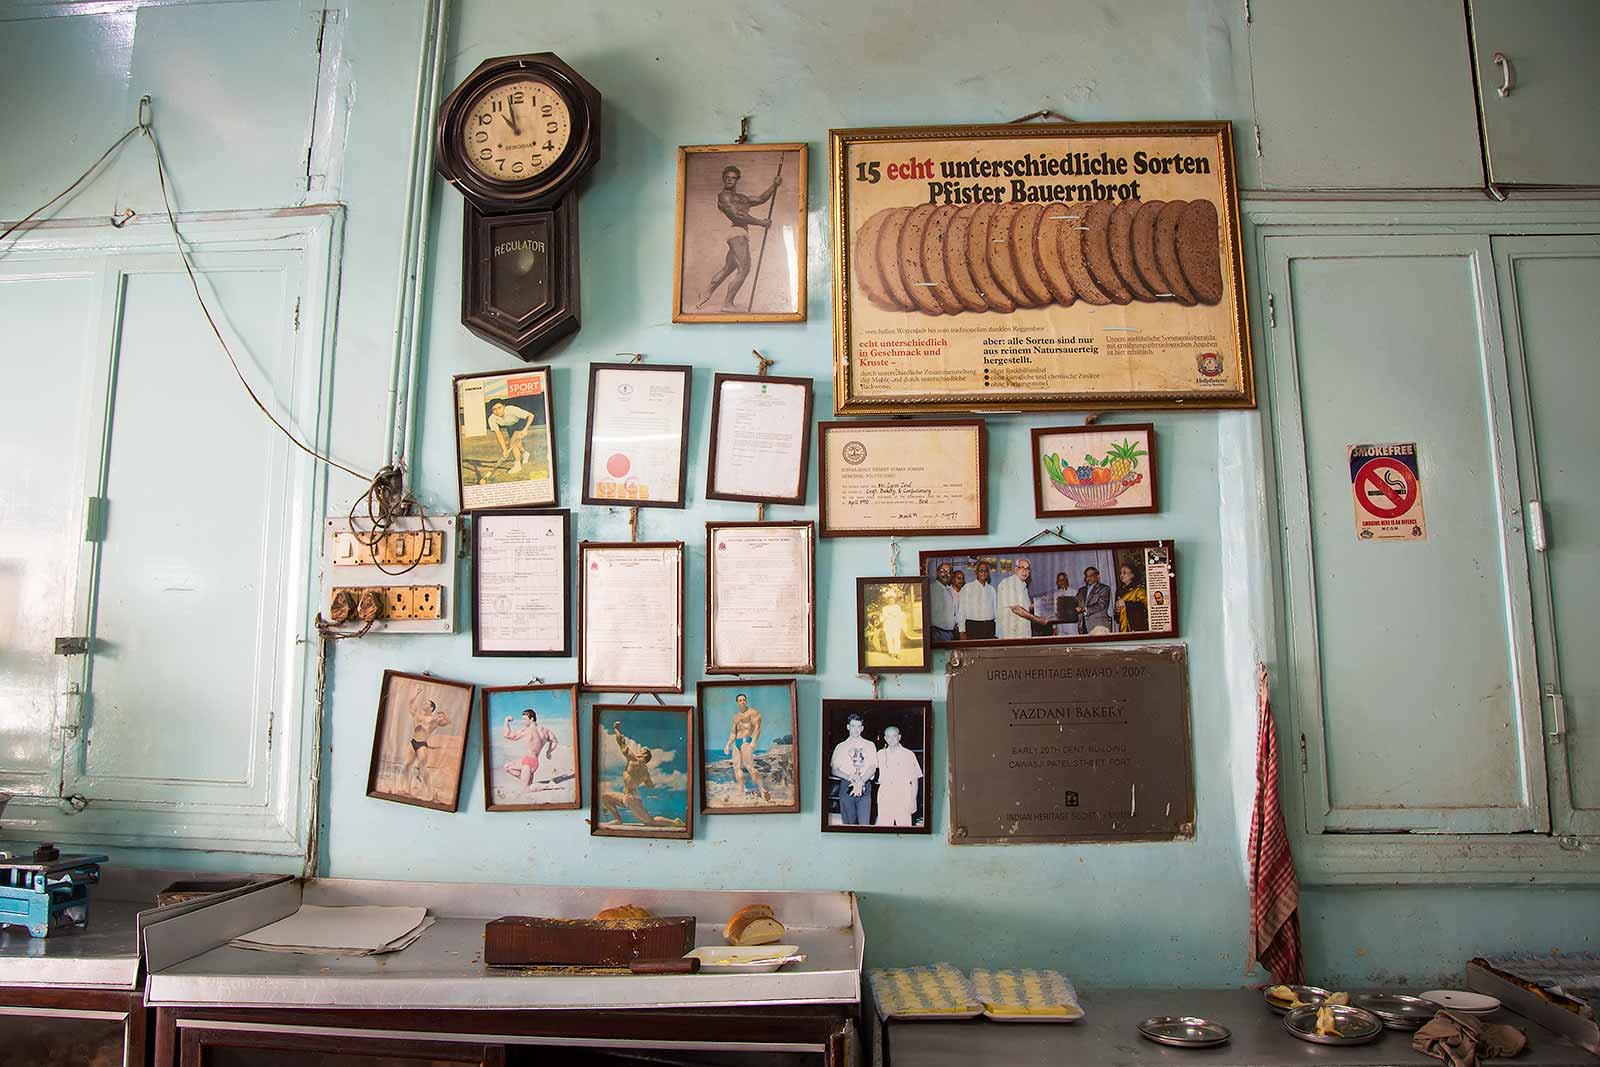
[1349, 442, 1426, 541]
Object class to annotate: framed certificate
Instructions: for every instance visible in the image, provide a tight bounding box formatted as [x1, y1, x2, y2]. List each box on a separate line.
[705, 373, 814, 505]
[818, 419, 986, 538]
[581, 363, 692, 508]
[471, 509, 570, 657]
[453, 367, 558, 511]
[705, 521, 815, 674]
[578, 541, 685, 693]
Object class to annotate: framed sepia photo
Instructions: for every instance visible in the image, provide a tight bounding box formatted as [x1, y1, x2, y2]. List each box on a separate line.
[453, 366, 558, 511]
[673, 142, 807, 323]
[1031, 423, 1158, 518]
[367, 670, 475, 812]
[591, 704, 694, 840]
[830, 121, 1252, 414]
[818, 419, 986, 538]
[578, 541, 685, 693]
[820, 699, 931, 835]
[920, 538, 1177, 649]
[705, 521, 815, 674]
[581, 363, 692, 508]
[471, 509, 570, 657]
[706, 373, 814, 505]
[480, 683, 581, 812]
[697, 679, 800, 814]
[856, 576, 930, 674]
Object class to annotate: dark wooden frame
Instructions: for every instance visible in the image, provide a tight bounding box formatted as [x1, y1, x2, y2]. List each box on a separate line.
[461, 198, 581, 361]
[1030, 422, 1159, 519]
[917, 538, 1179, 650]
[855, 576, 932, 675]
[470, 508, 571, 657]
[819, 698, 933, 836]
[452, 365, 559, 512]
[581, 362, 693, 509]
[696, 678, 801, 815]
[366, 669, 476, 812]
[704, 520, 816, 674]
[590, 703, 695, 840]
[577, 540, 686, 693]
[704, 372, 815, 505]
[817, 419, 987, 538]
[480, 682, 582, 812]
[0, 985, 145, 1067]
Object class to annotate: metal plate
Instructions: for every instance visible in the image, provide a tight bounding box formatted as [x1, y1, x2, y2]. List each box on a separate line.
[1353, 992, 1438, 1030]
[1263, 984, 1331, 1014]
[1422, 989, 1500, 1014]
[1138, 1016, 1231, 1048]
[1283, 1004, 1383, 1045]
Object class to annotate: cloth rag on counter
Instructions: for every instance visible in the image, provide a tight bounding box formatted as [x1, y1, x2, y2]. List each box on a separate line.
[1413, 1008, 1528, 1067]
[1247, 662, 1304, 984]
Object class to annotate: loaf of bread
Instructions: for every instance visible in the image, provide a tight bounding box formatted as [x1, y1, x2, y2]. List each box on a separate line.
[593, 904, 654, 921]
[723, 903, 786, 946]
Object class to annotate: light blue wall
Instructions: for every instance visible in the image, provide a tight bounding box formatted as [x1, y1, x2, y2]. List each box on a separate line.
[3, 0, 1596, 987]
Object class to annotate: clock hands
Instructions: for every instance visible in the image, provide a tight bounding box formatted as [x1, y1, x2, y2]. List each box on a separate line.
[502, 98, 522, 137]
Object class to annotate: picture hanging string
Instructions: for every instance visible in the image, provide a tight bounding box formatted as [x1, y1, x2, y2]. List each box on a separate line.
[1009, 107, 1076, 124]
[626, 692, 668, 706]
[753, 348, 775, 522]
[735, 115, 751, 144]
[862, 673, 882, 701]
[1021, 526, 1077, 547]
[888, 537, 901, 577]
[618, 354, 645, 541]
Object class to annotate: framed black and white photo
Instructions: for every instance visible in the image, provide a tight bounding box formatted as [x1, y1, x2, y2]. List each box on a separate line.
[856, 576, 930, 674]
[471, 509, 569, 657]
[581, 363, 692, 509]
[706, 521, 815, 674]
[706, 373, 814, 505]
[820, 699, 931, 835]
[578, 541, 685, 693]
[453, 367, 558, 511]
[673, 142, 807, 323]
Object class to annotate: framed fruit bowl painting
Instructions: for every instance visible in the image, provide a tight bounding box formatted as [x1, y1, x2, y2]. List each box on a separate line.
[1032, 423, 1157, 518]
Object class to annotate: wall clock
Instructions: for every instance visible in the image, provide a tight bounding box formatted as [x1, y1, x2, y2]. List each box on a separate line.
[436, 53, 601, 360]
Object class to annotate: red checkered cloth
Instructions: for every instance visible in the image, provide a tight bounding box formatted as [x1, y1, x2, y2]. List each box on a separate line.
[1248, 663, 1304, 984]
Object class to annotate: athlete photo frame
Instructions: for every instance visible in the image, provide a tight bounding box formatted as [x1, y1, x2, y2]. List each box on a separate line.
[480, 683, 582, 812]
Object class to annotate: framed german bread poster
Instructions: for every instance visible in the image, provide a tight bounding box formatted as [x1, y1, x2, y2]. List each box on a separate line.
[830, 121, 1251, 414]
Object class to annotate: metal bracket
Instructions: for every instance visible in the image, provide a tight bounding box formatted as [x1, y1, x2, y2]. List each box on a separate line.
[53, 637, 90, 656]
[1544, 684, 1567, 741]
[1527, 500, 1548, 552]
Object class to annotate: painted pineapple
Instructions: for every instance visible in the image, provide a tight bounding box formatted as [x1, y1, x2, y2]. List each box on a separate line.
[1104, 438, 1148, 482]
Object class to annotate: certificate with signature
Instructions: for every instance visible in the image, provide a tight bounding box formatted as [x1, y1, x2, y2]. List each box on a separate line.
[818, 420, 987, 537]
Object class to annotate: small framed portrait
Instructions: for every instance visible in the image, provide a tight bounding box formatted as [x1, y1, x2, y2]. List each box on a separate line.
[706, 373, 814, 505]
[591, 705, 694, 840]
[821, 699, 932, 835]
[453, 367, 558, 511]
[1032, 423, 1158, 518]
[471, 509, 570, 657]
[856, 577, 930, 674]
[366, 670, 475, 812]
[480, 684, 581, 812]
[581, 363, 692, 508]
[673, 142, 807, 323]
[697, 679, 800, 814]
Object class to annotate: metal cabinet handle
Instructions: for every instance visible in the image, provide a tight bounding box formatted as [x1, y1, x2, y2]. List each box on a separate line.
[1492, 51, 1515, 97]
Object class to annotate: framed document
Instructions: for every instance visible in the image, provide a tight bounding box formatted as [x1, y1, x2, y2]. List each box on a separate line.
[453, 367, 558, 511]
[673, 142, 807, 323]
[920, 538, 1177, 649]
[1032, 423, 1158, 518]
[830, 121, 1252, 413]
[578, 541, 685, 693]
[581, 363, 692, 508]
[821, 699, 931, 835]
[856, 576, 930, 674]
[697, 679, 800, 814]
[591, 704, 694, 840]
[366, 670, 474, 813]
[705, 521, 815, 674]
[471, 509, 570, 657]
[818, 419, 986, 538]
[706, 373, 814, 505]
[480, 683, 581, 812]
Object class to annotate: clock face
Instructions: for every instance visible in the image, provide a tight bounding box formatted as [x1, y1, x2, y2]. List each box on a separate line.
[461, 77, 573, 184]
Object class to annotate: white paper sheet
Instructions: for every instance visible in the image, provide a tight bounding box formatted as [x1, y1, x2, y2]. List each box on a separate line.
[231, 905, 429, 955]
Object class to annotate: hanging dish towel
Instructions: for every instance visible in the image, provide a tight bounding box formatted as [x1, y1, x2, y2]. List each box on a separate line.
[1247, 662, 1304, 983]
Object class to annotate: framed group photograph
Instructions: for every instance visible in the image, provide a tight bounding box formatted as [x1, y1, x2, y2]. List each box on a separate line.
[454, 367, 558, 511]
[829, 121, 1252, 414]
[705, 521, 815, 674]
[578, 541, 685, 693]
[706, 373, 814, 505]
[821, 699, 931, 835]
[591, 704, 694, 840]
[1031, 423, 1158, 518]
[697, 679, 800, 814]
[856, 576, 930, 674]
[471, 509, 570, 657]
[818, 419, 986, 538]
[366, 670, 475, 812]
[673, 142, 807, 323]
[480, 683, 581, 812]
[582, 363, 692, 508]
[920, 538, 1177, 649]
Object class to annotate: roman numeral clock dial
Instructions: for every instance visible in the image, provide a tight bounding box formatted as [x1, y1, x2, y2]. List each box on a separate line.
[436, 53, 601, 360]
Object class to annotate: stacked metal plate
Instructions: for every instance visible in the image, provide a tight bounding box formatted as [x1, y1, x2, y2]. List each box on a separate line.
[1354, 992, 1439, 1031]
[1137, 1015, 1231, 1048]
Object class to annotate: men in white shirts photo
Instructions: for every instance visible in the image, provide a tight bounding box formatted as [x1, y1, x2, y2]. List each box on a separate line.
[996, 557, 1051, 641]
[874, 726, 923, 827]
[828, 712, 878, 825]
[956, 560, 997, 640]
[929, 562, 958, 643]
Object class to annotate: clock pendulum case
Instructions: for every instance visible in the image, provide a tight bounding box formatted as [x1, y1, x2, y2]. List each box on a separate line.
[435, 53, 601, 360]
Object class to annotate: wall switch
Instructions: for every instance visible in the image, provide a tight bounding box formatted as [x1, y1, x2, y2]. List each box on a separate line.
[330, 528, 444, 567]
[320, 515, 456, 634]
